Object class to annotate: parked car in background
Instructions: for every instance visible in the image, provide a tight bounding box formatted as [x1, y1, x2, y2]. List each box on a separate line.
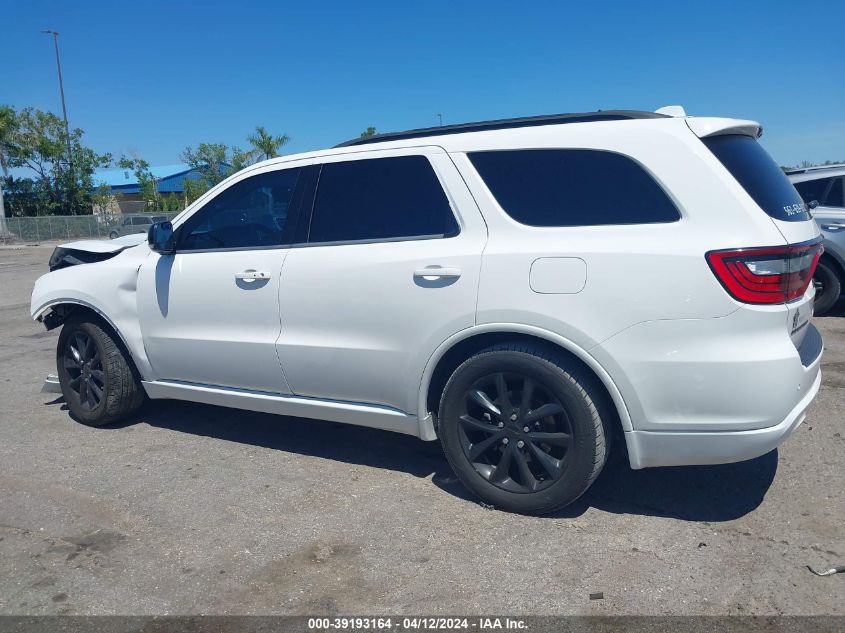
[31, 108, 823, 514]
[108, 214, 168, 239]
[788, 165, 845, 314]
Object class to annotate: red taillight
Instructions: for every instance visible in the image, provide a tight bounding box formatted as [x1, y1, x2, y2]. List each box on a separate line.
[706, 239, 823, 305]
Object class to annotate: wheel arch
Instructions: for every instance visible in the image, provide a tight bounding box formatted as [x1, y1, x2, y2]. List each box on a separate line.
[418, 324, 633, 441]
[819, 250, 844, 282]
[34, 299, 150, 381]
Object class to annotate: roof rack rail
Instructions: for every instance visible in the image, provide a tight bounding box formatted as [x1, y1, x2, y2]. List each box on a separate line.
[335, 110, 668, 148]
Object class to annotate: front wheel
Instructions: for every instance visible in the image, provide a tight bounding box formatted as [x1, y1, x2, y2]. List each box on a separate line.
[437, 343, 610, 515]
[109, 231, 119, 239]
[813, 261, 841, 315]
[57, 316, 145, 426]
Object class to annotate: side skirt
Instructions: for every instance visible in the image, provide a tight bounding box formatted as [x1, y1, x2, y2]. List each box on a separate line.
[141, 380, 421, 437]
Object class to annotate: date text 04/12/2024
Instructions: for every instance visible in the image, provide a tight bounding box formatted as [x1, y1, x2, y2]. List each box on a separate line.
[307, 618, 528, 630]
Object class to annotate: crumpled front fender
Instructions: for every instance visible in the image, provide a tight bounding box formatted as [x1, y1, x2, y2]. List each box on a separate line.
[31, 244, 155, 380]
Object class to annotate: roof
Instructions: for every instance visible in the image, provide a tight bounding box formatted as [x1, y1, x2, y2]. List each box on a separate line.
[93, 163, 192, 188]
[335, 110, 667, 148]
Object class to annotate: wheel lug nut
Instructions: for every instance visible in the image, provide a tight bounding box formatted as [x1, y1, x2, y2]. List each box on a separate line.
[523, 426, 530, 432]
[510, 413, 518, 421]
[517, 440, 525, 448]
[497, 422, 504, 428]
[502, 438, 509, 445]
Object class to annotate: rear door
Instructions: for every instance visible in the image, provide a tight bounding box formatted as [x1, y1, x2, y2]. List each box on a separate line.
[275, 147, 486, 415]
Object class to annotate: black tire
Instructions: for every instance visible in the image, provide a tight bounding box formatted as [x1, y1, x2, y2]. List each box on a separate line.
[813, 261, 841, 316]
[109, 231, 119, 239]
[56, 315, 145, 426]
[437, 342, 610, 515]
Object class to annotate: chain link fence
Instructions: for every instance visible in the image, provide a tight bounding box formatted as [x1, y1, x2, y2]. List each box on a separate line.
[0, 214, 178, 246]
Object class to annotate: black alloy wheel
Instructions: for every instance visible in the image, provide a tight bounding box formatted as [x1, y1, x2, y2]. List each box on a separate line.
[63, 330, 105, 412]
[458, 372, 572, 493]
[437, 343, 610, 515]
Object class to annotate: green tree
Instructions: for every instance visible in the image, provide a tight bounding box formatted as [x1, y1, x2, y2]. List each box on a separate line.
[1, 106, 111, 216]
[0, 105, 17, 234]
[360, 126, 377, 139]
[180, 142, 235, 204]
[118, 156, 159, 210]
[247, 126, 290, 161]
[90, 183, 116, 221]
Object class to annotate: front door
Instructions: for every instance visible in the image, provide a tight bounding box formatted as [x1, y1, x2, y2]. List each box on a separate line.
[137, 165, 306, 393]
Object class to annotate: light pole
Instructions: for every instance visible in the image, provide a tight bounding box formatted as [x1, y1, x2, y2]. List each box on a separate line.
[42, 30, 72, 215]
[437, 113, 443, 127]
[41, 30, 72, 165]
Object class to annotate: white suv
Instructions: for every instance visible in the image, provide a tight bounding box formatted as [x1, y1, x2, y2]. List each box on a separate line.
[31, 108, 823, 514]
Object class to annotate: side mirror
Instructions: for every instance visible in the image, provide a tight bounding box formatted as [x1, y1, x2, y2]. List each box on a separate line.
[808, 200, 819, 210]
[148, 221, 175, 254]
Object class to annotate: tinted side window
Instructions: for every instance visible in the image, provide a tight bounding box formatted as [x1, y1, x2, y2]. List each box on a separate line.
[468, 149, 679, 227]
[793, 178, 832, 206]
[178, 168, 301, 250]
[133, 216, 152, 225]
[824, 177, 844, 208]
[703, 135, 810, 222]
[308, 156, 459, 244]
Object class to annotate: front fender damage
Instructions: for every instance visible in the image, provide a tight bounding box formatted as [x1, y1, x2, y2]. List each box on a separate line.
[32, 243, 154, 380]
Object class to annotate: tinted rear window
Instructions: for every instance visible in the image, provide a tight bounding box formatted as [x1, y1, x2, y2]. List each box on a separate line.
[703, 135, 810, 222]
[468, 149, 680, 227]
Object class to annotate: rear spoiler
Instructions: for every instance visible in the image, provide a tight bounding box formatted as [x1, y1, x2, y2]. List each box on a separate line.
[653, 106, 763, 140]
[685, 117, 762, 139]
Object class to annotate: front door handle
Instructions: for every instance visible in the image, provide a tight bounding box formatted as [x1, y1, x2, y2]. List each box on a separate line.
[235, 270, 271, 280]
[413, 266, 462, 279]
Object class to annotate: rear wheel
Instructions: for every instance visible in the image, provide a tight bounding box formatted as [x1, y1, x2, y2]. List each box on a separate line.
[109, 231, 119, 239]
[437, 343, 609, 515]
[813, 260, 841, 315]
[57, 316, 145, 426]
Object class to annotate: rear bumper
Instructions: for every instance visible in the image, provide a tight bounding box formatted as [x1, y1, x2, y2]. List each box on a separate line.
[591, 306, 823, 469]
[624, 367, 820, 468]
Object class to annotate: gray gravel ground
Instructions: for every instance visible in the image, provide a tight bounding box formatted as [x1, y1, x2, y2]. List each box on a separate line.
[0, 243, 843, 615]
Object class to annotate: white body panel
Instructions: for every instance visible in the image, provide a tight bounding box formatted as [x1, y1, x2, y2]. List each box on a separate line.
[31, 113, 823, 470]
[137, 248, 290, 393]
[59, 233, 146, 254]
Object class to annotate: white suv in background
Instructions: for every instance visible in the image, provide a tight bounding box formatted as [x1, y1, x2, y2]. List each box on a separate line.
[788, 164, 845, 314]
[31, 108, 823, 514]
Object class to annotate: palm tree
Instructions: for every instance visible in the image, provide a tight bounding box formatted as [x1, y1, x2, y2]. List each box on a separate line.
[247, 126, 290, 162]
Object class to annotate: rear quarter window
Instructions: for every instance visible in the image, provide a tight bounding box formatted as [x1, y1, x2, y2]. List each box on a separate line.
[467, 149, 680, 227]
[703, 134, 811, 222]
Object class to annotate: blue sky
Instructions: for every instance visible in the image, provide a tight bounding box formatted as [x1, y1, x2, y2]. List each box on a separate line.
[3, 0, 843, 167]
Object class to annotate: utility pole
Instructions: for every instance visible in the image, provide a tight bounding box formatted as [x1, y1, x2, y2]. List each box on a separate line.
[42, 30, 73, 214]
[437, 113, 443, 127]
[42, 30, 72, 163]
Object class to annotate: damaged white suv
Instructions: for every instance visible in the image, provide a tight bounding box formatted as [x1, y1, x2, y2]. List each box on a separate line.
[31, 108, 823, 514]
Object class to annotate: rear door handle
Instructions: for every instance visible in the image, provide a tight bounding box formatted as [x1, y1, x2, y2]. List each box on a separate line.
[413, 266, 462, 279]
[235, 270, 271, 280]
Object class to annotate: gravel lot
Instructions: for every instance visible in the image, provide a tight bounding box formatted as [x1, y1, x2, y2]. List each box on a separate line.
[0, 242, 843, 616]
